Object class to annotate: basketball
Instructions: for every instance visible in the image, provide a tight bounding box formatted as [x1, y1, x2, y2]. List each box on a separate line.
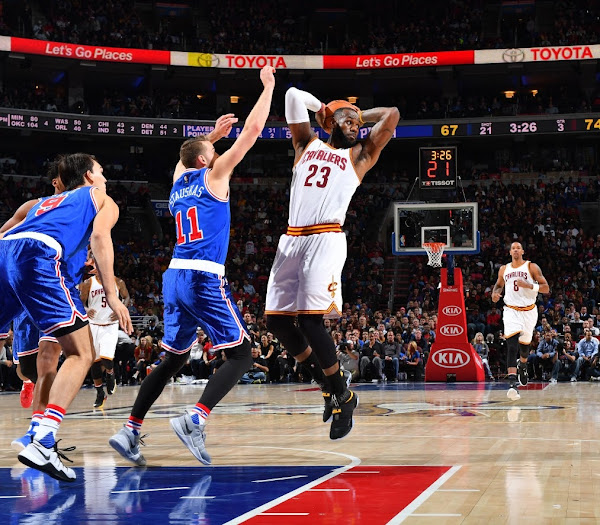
[316, 100, 362, 134]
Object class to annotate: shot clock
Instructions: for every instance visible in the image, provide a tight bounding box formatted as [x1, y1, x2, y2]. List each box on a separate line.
[419, 147, 457, 189]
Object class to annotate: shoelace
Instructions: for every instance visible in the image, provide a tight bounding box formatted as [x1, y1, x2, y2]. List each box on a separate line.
[138, 434, 149, 447]
[53, 440, 76, 463]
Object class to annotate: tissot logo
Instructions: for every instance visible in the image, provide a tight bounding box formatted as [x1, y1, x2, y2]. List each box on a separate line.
[440, 324, 464, 336]
[502, 48, 525, 63]
[431, 348, 471, 368]
[442, 306, 462, 316]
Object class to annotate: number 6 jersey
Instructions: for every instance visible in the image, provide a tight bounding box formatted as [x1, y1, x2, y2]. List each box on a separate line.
[288, 137, 359, 228]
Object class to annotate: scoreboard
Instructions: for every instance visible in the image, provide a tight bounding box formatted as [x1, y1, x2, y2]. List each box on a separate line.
[2, 108, 600, 140]
[419, 147, 457, 189]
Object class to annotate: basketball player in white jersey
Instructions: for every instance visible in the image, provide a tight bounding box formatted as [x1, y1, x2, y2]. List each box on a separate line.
[265, 89, 399, 439]
[492, 242, 549, 400]
[80, 258, 130, 408]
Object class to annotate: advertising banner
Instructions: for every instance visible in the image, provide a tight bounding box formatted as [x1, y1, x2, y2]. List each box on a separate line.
[10, 37, 171, 65]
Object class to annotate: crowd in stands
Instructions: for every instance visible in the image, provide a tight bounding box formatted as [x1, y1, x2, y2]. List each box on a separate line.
[1, 0, 598, 55]
[3, 159, 598, 387]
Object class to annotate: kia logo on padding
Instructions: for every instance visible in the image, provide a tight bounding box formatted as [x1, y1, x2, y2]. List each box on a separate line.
[442, 306, 462, 316]
[440, 324, 464, 336]
[431, 348, 471, 368]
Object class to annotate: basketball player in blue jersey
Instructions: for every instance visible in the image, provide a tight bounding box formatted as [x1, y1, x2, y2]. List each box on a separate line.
[109, 66, 275, 467]
[0, 158, 67, 413]
[0, 153, 132, 482]
[265, 90, 399, 439]
[0, 157, 93, 452]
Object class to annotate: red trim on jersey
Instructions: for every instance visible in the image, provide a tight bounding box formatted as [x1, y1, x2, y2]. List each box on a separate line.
[203, 169, 229, 202]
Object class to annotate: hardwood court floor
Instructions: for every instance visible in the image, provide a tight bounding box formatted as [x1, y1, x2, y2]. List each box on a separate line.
[1, 380, 600, 523]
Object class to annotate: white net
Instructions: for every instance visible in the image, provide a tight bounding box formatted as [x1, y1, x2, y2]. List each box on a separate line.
[423, 242, 445, 267]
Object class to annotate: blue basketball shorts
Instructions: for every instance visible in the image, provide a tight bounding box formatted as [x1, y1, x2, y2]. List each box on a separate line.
[161, 268, 249, 354]
[12, 311, 41, 360]
[0, 237, 88, 335]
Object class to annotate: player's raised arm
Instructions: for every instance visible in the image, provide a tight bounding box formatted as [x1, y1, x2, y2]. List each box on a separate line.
[355, 106, 400, 176]
[209, 66, 275, 185]
[285, 87, 324, 160]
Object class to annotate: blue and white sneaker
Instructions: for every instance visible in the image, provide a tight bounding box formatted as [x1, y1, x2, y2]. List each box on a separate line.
[109, 426, 147, 466]
[170, 413, 211, 465]
[18, 439, 77, 482]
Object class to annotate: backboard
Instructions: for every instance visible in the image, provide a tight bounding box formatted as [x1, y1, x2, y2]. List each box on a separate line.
[392, 202, 479, 255]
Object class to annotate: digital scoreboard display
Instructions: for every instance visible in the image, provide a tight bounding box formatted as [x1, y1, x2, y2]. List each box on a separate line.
[1, 108, 600, 140]
[419, 147, 457, 189]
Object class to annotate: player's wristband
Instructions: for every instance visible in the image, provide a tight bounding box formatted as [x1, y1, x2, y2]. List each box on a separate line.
[532, 283, 540, 292]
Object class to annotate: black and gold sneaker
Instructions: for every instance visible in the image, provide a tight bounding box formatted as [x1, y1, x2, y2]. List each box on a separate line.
[330, 389, 358, 440]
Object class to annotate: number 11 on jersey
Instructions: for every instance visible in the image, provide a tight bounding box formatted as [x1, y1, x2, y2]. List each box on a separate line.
[175, 206, 204, 245]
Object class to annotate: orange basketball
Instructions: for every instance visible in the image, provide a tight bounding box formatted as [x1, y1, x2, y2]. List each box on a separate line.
[316, 100, 362, 134]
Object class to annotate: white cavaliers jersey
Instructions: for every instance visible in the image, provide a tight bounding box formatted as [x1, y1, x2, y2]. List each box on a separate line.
[503, 261, 538, 309]
[87, 276, 119, 325]
[288, 137, 359, 227]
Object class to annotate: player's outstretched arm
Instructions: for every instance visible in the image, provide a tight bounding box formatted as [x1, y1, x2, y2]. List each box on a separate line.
[89, 191, 132, 334]
[355, 107, 400, 176]
[211, 66, 275, 182]
[285, 87, 324, 159]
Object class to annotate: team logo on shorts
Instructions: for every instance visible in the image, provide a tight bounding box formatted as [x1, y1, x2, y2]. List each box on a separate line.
[327, 276, 338, 298]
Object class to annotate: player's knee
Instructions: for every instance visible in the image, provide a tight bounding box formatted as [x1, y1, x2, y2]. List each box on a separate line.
[101, 357, 114, 371]
[506, 336, 518, 365]
[19, 355, 38, 383]
[518, 343, 530, 359]
[90, 360, 103, 380]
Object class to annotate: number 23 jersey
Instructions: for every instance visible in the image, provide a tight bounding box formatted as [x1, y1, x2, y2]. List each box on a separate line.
[288, 137, 359, 227]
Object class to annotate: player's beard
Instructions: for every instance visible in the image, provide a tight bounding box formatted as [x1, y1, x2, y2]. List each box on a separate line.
[331, 125, 356, 148]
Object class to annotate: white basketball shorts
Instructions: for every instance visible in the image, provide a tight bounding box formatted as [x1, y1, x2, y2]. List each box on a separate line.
[90, 323, 119, 360]
[503, 306, 537, 344]
[265, 231, 346, 319]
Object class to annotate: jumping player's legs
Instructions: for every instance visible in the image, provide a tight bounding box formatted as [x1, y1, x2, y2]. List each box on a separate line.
[111, 268, 251, 466]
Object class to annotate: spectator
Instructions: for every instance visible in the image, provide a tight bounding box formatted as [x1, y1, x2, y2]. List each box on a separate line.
[239, 346, 269, 384]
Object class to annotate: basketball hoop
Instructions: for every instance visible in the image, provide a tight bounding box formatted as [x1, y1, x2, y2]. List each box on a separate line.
[423, 242, 446, 267]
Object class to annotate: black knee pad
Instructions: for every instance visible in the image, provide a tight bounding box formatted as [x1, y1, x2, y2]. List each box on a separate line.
[266, 314, 308, 357]
[298, 314, 337, 370]
[91, 360, 103, 380]
[101, 357, 114, 371]
[519, 343, 530, 359]
[19, 353, 38, 383]
[506, 335, 519, 366]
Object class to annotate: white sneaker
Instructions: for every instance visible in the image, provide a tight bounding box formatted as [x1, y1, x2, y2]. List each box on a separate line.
[507, 386, 521, 401]
[549, 378, 558, 385]
[170, 413, 211, 465]
[18, 439, 76, 482]
[570, 377, 577, 382]
[109, 427, 147, 466]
